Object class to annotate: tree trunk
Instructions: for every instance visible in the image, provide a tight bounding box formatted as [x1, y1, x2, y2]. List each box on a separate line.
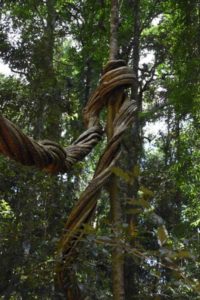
[124, 0, 142, 298]
[108, 1, 125, 299]
[32, 0, 61, 140]
[44, 0, 61, 140]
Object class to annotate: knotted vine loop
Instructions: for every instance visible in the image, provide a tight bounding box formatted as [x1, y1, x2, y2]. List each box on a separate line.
[57, 60, 136, 289]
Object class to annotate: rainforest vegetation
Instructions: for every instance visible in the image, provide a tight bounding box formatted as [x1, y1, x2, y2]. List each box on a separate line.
[0, 0, 199, 299]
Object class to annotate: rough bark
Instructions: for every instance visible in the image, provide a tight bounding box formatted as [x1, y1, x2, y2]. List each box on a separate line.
[124, 0, 141, 298]
[108, 1, 125, 299]
[44, 0, 61, 140]
[107, 92, 125, 300]
[109, 0, 119, 61]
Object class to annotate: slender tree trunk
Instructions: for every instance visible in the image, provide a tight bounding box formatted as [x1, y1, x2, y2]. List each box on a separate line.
[32, 0, 61, 140]
[45, 0, 61, 140]
[109, 173, 125, 300]
[124, 0, 141, 298]
[109, 0, 119, 61]
[84, 58, 92, 106]
[107, 1, 125, 299]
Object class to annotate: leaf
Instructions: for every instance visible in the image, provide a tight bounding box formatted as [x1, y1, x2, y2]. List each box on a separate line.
[157, 225, 168, 246]
[174, 250, 191, 259]
[140, 186, 154, 197]
[129, 221, 138, 238]
[195, 282, 200, 293]
[191, 218, 200, 226]
[83, 224, 95, 234]
[136, 199, 151, 209]
[127, 198, 151, 209]
[111, 166, 133, 184]
[126, 208, 142, 215]
[131, 165, 140, 177]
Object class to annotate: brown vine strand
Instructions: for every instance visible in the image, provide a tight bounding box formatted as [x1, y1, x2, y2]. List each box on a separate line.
[83, 60, 136, 126]
[0, 114, 102, 174]
[59, 100, 136, 261]
[0, 61, 135, 175]
[57, 61, 136, 286]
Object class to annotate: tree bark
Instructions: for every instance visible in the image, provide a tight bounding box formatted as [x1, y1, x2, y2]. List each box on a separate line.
[124, 0, 141, 298]
[108, 1, 125, 299]
[44, 0, 61, 140]
[109, 0, 119, 61]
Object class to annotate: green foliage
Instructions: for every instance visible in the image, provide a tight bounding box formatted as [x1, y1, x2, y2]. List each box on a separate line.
[0, 0, 199, 298]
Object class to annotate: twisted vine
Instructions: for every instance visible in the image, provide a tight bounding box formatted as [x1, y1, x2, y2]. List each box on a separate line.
[57, 60, 136, 295]
[0, 114, 102, 173]
[0, 59, 136, 298]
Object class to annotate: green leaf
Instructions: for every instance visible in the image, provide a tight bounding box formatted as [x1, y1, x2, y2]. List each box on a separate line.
[126, 208, 142, 215]
[140, 186, 154, 197]
[157, 225, 168, 246]
[111, 166, 133, 184]
[174, 250, 192, 259]
[131, 165, 140, 177]
[127, 198, 151, 209]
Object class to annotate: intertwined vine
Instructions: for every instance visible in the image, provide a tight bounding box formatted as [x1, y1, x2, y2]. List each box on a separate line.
[0, 59, 136, 296]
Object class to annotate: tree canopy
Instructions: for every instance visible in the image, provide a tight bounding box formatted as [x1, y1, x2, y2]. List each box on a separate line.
[0, 0, 199, 299]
